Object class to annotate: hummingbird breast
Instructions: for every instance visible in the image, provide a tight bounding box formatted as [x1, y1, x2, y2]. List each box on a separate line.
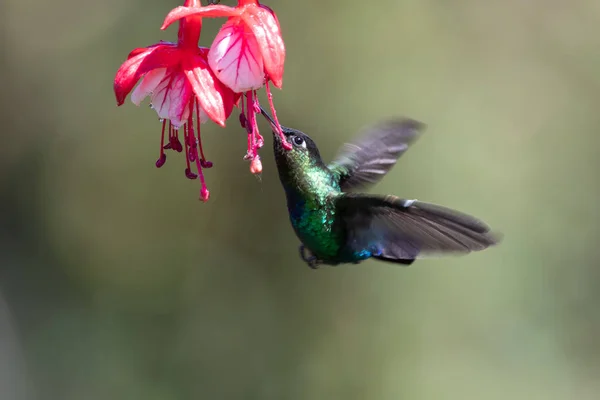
[283, 168, 344, 260]
[288, 195, 341, 259]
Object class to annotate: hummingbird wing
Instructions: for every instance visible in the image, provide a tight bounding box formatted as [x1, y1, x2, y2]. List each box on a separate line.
[328, 119, 425, 191]
[335, 194, 500, 264]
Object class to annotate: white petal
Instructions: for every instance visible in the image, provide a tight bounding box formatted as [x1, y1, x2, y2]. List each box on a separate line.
[208, 21, 264, 93]
[169, 105, 190, 129]
[168, 73, 191, 127]
[150, 74, 172, 121]
[149, 71, 191, 128]
[131, 68, 167, 106]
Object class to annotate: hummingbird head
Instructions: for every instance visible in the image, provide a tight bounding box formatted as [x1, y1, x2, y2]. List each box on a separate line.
[260, 108, 324, 172]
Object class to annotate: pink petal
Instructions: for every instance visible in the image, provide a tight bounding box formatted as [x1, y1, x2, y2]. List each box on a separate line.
[161, 5, 241, 31]
[131, 68, 167, 105]
[208, 18, 264, 93]
[150, 76, 172, 121]
[114, 44, 180, 105]
[183, 55, 229, 126]
[242, 6, 285, 88]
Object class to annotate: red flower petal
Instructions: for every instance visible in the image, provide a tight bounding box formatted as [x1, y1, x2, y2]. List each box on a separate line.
[241, 6, 285, 88]
[127, 42, 172, 59]
[114, 45, 181, 105]
[161, 5, 241, 31]
[183, 54, 233, 126]
[128, 47, 151, 59]
[114, 48, 155, 105]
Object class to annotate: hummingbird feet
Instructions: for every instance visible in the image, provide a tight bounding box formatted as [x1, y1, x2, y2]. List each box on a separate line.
[298, 245, 323, 269]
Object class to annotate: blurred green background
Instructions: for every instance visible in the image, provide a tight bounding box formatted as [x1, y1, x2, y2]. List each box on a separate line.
[2, 0, 600, 399]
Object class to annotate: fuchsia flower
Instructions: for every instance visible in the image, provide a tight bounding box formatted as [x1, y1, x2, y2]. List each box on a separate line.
[114, 0, 239, 202]
[114, 0, 289, 201]
[162, 0, 291, 174]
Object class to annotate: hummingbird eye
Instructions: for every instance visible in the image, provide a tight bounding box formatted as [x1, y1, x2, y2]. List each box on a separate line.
[292, 135, 306, 148]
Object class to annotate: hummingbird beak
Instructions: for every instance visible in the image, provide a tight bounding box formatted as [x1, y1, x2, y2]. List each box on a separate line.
[259, 107, 281, 141]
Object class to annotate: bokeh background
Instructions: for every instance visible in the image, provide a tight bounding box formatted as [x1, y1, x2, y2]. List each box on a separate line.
[2, 0, 600, 399]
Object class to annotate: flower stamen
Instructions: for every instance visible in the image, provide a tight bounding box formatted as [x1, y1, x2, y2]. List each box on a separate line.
[240, 94, 252, 160]
[163, 121, 172, 150]
[195, 101, 213, 168]
[174, 125, 183, 152]
[245, 91, 258, 160]
[179, 98, 210, 201]
[265, 80, 291, 150]
[251, 90, 264, 149]
[156, 119, 167, 168]
[184, 125, 196, 179]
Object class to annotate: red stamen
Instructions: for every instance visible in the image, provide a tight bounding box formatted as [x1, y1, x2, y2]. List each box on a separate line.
[187, 124, 196, 162]
[250, 92, 260, 157]
[195, 100, 212, 168]
[265, 80, 291, 150]
[174, 127, 182, 152]
[244, 91, 254, 160]
[169, 121, 176, 149]
[242, 91, 263, 175]
[156, 119, 167, 168]
[184, 124, 195, 179]
[252, 90, 264, 149]
[164, 120, 173, 149]
[186, 107, 210, 201]
[239, 113, 247, 129]
[239, 95, 248, 130]
[196, 156, 210, 202]
[185, 168, 198, 180]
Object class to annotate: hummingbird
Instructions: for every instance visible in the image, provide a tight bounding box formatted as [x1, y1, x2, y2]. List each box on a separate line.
[260, 109, 501, 269]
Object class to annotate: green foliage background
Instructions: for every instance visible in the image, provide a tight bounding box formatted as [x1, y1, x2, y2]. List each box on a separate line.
[1, 1, 600, 399]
